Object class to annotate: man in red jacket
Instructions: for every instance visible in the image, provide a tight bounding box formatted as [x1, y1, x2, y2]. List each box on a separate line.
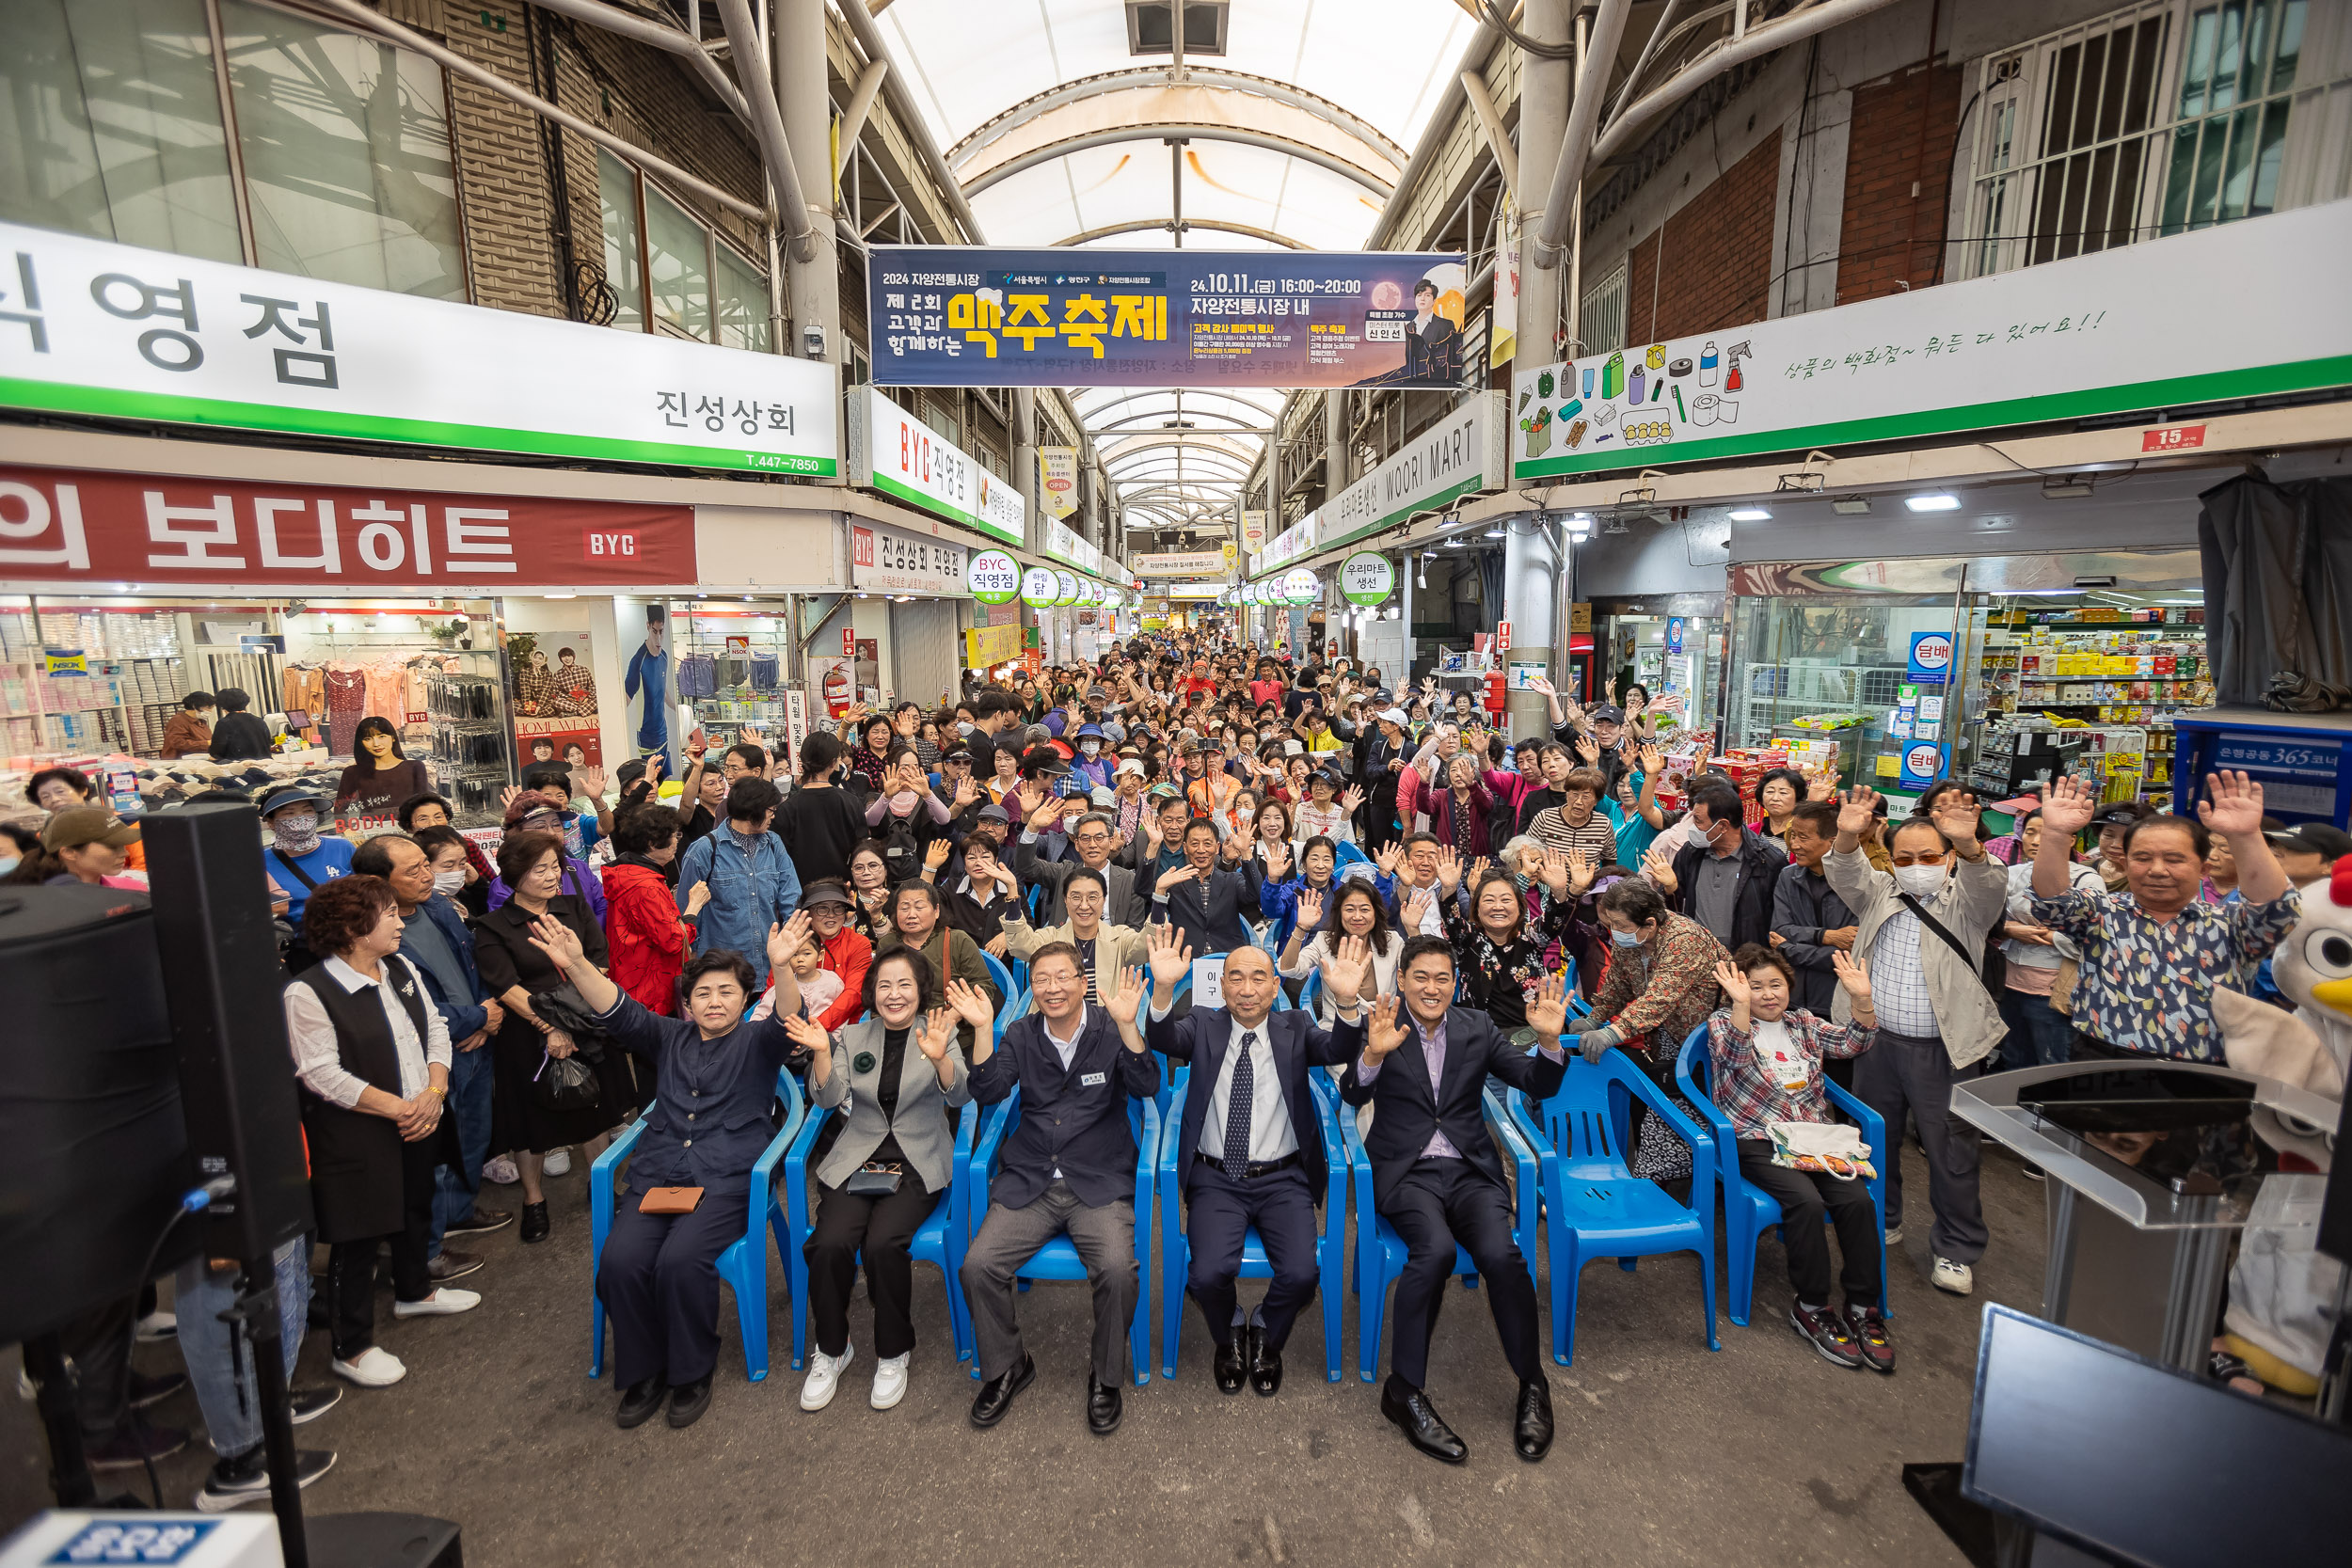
[602, 805, 707, 1014]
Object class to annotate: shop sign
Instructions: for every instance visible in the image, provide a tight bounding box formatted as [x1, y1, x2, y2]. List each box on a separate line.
[964, 621, 1024, 667]
[1254, 513, 1321, 574]
[1339, 550, 1394, 606]
[1281, 567, 1319, 605]
[1242, 509, 1266, 553]
[0, 220, 836, 475]
[1042, 518, 1103, 577]
[1512, 200, 2352, 482]
[846, 387, 1025, 544]
[1054, 570, 1079, 606]
[1020, 566, 1057, 608]
[867, 245, 1469, 389]
[1039, 447, 1078, 519]
[42, 647, 87, 674]
[1133, 550, 1229, 578]
[967, 547, 1020, 603]
[0, 463, 697, 587]
[2142, 422, 2206, 452]
[1899, 740, 1949, 792]
[1666, 617, 1686, 656]
[1908, 630, 1954, 685]
[1164, 581, 1223, 599]
[850, 521, 967, 595]
[1323, 392, 1504, 551]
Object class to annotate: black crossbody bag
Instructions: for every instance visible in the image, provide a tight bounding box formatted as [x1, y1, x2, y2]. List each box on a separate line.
[1896, 892, 2007, 994]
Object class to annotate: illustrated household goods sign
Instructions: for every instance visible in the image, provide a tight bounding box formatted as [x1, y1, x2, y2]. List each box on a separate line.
[1509, 198, 2352, 481]
[867, 246, 1469, 389]
[0, 220, 838, 474]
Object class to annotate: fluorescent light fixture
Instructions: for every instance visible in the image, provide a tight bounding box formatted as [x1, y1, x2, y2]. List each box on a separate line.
[1727, 507, 1772, 521]
[1831, 496, 1871, 515]
[1904, 493, 1961, 513]
[1484, 527, 1506, 538]
[543, 593, 577, 599]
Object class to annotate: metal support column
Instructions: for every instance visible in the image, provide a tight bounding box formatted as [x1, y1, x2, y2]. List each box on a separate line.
[1012, 388, 1040, 548]
[1513, 0, 1573, 407]
[1502, 513, 1560, 742]
[777, 0, 838, 371]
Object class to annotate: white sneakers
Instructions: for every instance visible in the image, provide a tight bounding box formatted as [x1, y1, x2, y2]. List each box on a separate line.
[1932, 1257, 1975, 1296]
[331, 1347, 406, 1387]
[135, 1307, 178, 1342]
[392, 1288, 481, 1320]
[801, 1343, 853, 1411]
[543, 1149, 573, 1177]
[1884, 1226, 1903, 1246]
[869, 1352, 911, 1411]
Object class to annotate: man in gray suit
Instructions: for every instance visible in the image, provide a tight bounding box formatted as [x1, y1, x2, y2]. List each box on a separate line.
[1014, 800, 1142, 927]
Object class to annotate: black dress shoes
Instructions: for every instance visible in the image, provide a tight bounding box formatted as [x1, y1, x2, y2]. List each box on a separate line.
[1248, 1326, 1283, 1397]
[665, 1376, 712, 1428]
[1514, 1378, 1554, 1462]
[1214, 1334, 1248, 1395]
[1380, 1375, 1467, 1465]
[518, 1201, 550, 1244]
[1087, 1376, 1123, 1436]
[970, 1354, 1034, 1428]
[615, 1377, 665, 1430]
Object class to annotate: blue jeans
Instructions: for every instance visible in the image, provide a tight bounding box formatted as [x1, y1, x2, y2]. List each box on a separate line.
[1997, 985, 2074, 1071]
[430, 1041, 497, 1257]
[175, 1240, 310, 1461]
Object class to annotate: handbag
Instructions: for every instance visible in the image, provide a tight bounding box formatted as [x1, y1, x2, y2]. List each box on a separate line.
[532, 982, 611, 1062]
[844, 1162, 904, 1196]
[532, 1049, 603, 1114]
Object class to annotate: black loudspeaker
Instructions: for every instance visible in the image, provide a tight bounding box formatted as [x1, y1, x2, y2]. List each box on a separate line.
[139, 804, 314, 1264]
[0, 884, 191, 1345]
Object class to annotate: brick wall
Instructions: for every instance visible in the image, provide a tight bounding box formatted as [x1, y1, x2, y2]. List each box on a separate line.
[1834, 59, 1963, 305]
[1621, 128, 1781, 345]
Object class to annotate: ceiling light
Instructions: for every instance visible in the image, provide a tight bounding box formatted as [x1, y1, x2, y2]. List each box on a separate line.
[1831, 496, 1872, 515]
[1727, 507, 1772, 521]
[1905, 493, 1962, 513]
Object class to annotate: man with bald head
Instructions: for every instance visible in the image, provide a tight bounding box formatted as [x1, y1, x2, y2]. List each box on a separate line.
[1145, 925, 1372, 1395]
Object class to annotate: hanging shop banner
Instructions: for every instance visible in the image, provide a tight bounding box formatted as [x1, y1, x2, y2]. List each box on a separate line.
[1510, 199, 2352, 482]
[512, 627, 603, 777]
[1020, 566, 1057, 607]
[1241, 509, 1266, 554]
[1490, 192, 1518, 370]
[1318, 391, 1505, 555]
[1042, 518, 1104, 578]
[1254, 514, 1321, 574]
[0, 464, 697, 588]
[867, 246, 1470, 389]
[1133, 550, 1230, 578]
[964, 621, 1024, 667]
[967, 547, 1020, 603]
[0, 220, 836, 475]
[1054, 570, 1080, 606]
[845, 387, 1025, 544]
[1039, 447, 1079, 519]
[1339, 550, 1395, 606]
[850, 521, 967, 595]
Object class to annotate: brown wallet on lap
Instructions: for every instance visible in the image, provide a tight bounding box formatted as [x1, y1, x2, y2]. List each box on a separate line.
[638, 1186, 705, 1214]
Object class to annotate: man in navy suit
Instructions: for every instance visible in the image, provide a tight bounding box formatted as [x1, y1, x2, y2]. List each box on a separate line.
[1338, 934, 1571, 1465]
[1147, 816, 1264, 955]
[1144, 927, 1369, 1395]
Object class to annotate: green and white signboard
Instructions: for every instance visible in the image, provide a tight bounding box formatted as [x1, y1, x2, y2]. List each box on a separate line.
[1020, 566, 1057, 607]
[967, 548, 1020, 603]
[848, 386, 1025, 543]
[1339, 550, 1394, 606]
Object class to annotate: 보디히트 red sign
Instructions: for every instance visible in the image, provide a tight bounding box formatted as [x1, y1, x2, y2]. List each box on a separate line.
[0, 465, 698, 588]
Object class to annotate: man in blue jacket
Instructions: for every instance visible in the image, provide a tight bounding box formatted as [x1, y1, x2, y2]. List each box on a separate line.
[674, 776, 802, 990]
[954, 945, 1158, 1437]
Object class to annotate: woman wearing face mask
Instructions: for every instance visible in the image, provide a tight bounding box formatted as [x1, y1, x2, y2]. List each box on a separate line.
[335, 718, 435, 821]
[1440, 866, 1577, 1035]
[1578, 879, 1729, 1176]
[410, 825, 489, 923]
[527, 909, 809, 1429]
[0, 820, 37, 881]
[1279, 879, 1403, 1026]
[601, 805, 709, 1017]
[1069, 724, 1113, 789]
[160, 691, 215, 759]
[783, 946, 971, 1414]
[865, 748, 956, 884]
[259, 785, 356, 935]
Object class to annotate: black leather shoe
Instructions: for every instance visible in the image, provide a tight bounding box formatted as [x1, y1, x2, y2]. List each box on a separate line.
[1213, 1334, 1247, 1395]
[1248, 1326, 1283, 1397]
[1087, 1376, 1123, 1436]
[1380, 1375, 1467, 1465]
[665, 1376, 712, 1428]
[969, 1354, 1034, 1429]
[616, 1376, 665, 1430]
[1514, 1378, 1554, 1462]
[519, 1201, 550, 1244]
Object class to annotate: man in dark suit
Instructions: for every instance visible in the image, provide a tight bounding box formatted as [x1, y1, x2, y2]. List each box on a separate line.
[1403, 278, 1462, 386]
[1015, 797, 1143, 927]
[956, 943, 1159, 1436]
[1147, 816, 1264, 956]
[1338, 935, 1571, 1464]
[1144, 928, 1367, 1395]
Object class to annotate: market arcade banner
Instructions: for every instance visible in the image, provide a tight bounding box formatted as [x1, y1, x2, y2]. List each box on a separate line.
[867, 246, 1470, 389]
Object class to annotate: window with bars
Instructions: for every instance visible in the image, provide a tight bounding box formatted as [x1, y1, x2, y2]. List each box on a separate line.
[1959, 0, 2346, 278]
[1578, 261, 1628, 358]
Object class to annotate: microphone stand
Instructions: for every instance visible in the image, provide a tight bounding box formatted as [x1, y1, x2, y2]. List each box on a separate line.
[219, 1250, 310, 1568]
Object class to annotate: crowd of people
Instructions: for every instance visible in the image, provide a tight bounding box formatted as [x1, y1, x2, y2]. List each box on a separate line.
[26, 629, 2338, 1492]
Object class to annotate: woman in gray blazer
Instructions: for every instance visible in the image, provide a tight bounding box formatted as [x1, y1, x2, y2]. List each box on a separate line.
[781, 946, 971, 1414]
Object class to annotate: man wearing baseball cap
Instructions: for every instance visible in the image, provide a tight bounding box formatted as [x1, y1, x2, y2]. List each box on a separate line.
[2268, 822, 2352, 884]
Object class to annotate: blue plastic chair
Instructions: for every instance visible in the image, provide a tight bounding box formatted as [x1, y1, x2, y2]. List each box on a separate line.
[1341, 1084, 1539, 1385]
[1674, 1027, 1890, 1325]
[1155, 1068, 1347, 1382]
[964, 1085, 1162, 1387]
[783, 1099, 979, 1370]
[1504, 1044, 1719, 1366]
[589, 1067, 807, 1384]
[980, 951, 1019, 1045]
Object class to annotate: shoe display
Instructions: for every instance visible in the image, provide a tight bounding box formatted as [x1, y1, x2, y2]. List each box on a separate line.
[1514, 1379, 1554, 1462]
[800, 1344, 852, 1412]
[615, 1377, 665, 1430]
[1846, 1305, 1897, 1374]
[86, 1423, 189, 1470]
[128, 1369, 187, 1410]
[392, 1287, 481, 1319]
[195, 1445, 334, 1512]
[443, 1207, 514, 1237]
[288, 1386, 342, 1424]
[1931, 1257, 1975, 1295]
[330, 1348, 407, 1387]
[1213, 1334, 1247, 1395]
[519, 1202, 550, 1244]
[1247, 1326, 1283, 1398]
[1379, 1376, 1467, 1465]
[1086, 1376, 1122, 1436]
[543, 1149, 573, 1177]
[870, 1352, 911, 1411]
[1789, 1300, 1866, 1369]
[483, 1156, 520, 1186]
[426, 1249, 483, 1284]
[666, 1376, 712, 1428]
[969, 1354, 1035, 1428]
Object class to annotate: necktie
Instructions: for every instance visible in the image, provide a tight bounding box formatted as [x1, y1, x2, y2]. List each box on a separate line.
[1225, 1030, 1257, 1174]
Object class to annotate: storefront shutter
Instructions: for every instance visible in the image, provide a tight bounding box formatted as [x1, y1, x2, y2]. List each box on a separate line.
[890, 598, 961, 710]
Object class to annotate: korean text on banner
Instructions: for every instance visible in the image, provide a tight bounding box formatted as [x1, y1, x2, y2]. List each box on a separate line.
[846, 386, 1024, 543]
[0, 220, 837, 475]
[1039, 447, 1078, 520]
[851, 522, 967, 595]
[867, 247, 1470, 389]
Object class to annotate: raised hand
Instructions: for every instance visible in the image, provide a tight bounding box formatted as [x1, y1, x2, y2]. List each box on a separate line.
[1836, 784, 1880, 840]
[952, 775, 978, 809]
[500, 784, 523, 815]
[781, 1011, 830, 1057]
[1017, 779, 1048, 818]
[2039, 774, 2099, 836]
[1263, 840, 1295, 880]
[924, 836, 953, 871]
[942, 977, 996, 1033]
[1436, 844, 1464, 895]
[914, 1006, 959, 1063]
[1295, 886, 1325, 933]
[766, 910, 813, 974]
[1831, 949, 1872, 1006]
[1928, 786, 1983, 848]
[1525, 972, 1570, 1039]
[1564, 845, 1597, 895]
[1374, 841, 1405, 877]
[1469, 855, 1492, 889]
[1362, 991, 1410, 1063]
[580, 765, 607, 800]
[1537, 847, 1569, 895]
[1340, 784, 1365, 814]
[1145, 921, 1193, 991]
[1636, 742, 1663, 775]
[525, 912, 587, 972]
[1573, 734, 1600, 766]
[2195, 769, 2267, 839]
[1528, 674, 1555, 697]
[1401, 887, 1434, 930]
[1712, 959, 1753, 1007]
[1641, 844, 1678, 894]
[1219, 831, 1247, 864]
[1320, 934, 1372, 1012]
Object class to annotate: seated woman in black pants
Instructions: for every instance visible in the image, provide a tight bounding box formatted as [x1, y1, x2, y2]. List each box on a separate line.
[1700, 942, 1890, 1373]
[781, 947, 970, 1415]
[519, 908, 810, 1430]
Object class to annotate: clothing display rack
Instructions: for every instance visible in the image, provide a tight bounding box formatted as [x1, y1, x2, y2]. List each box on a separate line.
[424, 670, 510, 827]
[670, 603, 791, 734]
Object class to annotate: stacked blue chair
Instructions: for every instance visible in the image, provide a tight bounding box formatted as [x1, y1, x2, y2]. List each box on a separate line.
[1154, 1067, 1347, 1383]
[1342, 1084, 1539, 1385]
[782, 1100, 979, 1370]
[1674, 1028, 1889, 1325]
[588, 1067, 807, 1383]
[1505, 1044, 1720, 1366]
[964, 1085, 1161, 1387]
[980, 951, 1020, 1044]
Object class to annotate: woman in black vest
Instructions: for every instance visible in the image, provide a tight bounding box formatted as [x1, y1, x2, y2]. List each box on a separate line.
[285, 876, 481, 1390]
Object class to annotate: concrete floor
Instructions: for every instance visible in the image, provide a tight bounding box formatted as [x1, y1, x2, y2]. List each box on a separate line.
[3, 1141, 2049, 1567]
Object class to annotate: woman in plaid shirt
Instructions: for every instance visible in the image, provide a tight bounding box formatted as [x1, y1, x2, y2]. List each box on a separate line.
[1705, 943, 1889, 1372]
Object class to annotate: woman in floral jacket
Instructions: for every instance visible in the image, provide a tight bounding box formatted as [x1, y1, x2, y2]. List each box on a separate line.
[1438, 863, 1575, 1036]
[1576, 878, 1730, 1179]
